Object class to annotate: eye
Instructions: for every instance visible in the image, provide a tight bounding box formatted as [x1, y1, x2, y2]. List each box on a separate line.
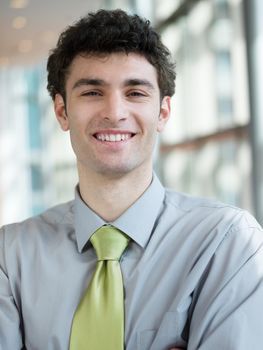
[81, 90, 102, 97]
[127, 90, 147, 97]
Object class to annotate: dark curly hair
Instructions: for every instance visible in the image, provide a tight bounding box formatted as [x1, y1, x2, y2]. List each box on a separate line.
[47, 9, 176, 101]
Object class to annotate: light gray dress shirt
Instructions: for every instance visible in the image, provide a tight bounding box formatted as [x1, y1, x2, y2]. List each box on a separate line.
[1, 175, 263, 350]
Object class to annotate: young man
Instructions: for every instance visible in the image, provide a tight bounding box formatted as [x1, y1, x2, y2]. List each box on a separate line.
[0, 9, 263, 350]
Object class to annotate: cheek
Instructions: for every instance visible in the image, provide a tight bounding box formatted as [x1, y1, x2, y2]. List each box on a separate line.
[136, 104, 160, 127]
[67, 116, 87, 143]
[67, 105, 88, 128]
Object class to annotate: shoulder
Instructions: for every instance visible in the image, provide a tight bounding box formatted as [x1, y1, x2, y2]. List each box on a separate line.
[164, 187, 239, 212]
[162, 190, 263, 285]
[163, 188, 262, 239]
[0, 200, 74, 244]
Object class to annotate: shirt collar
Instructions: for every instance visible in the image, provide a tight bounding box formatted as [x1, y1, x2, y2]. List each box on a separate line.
[74, 174, 165, 252]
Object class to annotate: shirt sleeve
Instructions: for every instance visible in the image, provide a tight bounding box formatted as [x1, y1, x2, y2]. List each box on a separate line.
[188, 211, 263, 349]
[0, 226, 23, 349]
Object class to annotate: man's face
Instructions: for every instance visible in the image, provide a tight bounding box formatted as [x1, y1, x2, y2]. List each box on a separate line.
[54, 52, 170, 178]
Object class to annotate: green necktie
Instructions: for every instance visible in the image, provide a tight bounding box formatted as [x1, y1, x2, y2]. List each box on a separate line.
[70, 225, 130, 350]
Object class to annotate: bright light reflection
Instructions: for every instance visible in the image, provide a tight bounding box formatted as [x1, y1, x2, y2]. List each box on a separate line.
[12, 16, 27, 29]
[10, 0, 29, 9]
[188, 1, 213, 35]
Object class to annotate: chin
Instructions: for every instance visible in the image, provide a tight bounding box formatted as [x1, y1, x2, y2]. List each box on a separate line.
[95, 162, 141, 178]
[98, 167, 133, 178]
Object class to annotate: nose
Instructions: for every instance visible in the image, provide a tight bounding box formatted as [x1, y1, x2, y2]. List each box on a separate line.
[101, 93, 128, 123]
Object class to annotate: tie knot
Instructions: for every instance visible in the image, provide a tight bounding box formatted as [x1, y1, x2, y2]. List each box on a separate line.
[90, 226, 130, 261]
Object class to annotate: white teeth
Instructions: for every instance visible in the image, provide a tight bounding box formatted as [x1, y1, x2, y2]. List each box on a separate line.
[96, 133, 131, 142]
[115, 134, 121, 141]
[121, 134, 128, 141]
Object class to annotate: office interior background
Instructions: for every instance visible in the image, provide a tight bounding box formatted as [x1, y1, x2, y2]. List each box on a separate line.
[0, 0, 262, 226]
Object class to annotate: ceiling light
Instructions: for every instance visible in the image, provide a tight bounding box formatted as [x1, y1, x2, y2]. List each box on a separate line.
[10, 0, 29, 9]
[18, 39, 32, 53]
[12, 16, 27, 29]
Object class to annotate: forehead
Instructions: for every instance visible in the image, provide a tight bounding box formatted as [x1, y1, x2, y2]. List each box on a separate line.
[66, 52, 159, 88]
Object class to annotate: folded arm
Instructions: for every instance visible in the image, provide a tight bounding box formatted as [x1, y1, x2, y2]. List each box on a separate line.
[0, 227, 23, 348]
[187, 218, 263, 349]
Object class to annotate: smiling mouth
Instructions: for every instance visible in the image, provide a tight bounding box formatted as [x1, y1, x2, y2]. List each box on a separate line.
[94, 133, 135, 142]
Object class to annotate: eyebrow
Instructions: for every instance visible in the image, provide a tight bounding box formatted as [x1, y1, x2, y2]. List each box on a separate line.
[72, 78, 155, 90]
[72, 78, 105, 89]
[123, 79, 155, 90]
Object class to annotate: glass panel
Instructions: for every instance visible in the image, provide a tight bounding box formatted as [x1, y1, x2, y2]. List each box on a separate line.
[157, 0, 252, 212]
[161, 138, 253, 211]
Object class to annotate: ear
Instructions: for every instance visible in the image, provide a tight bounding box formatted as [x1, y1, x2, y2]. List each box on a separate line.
[54, 94, 69, 131]
[157, 96, 171, 132]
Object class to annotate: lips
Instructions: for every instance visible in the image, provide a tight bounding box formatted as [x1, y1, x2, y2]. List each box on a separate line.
[93, 132, 134, 142]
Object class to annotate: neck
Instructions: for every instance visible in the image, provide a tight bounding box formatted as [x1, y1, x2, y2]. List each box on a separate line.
[77, 165, 153, 222]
